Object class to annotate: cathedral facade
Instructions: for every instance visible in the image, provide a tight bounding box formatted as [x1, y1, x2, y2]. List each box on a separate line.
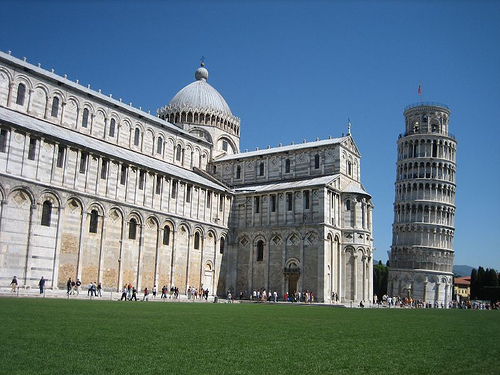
[0, 51, 373, 303]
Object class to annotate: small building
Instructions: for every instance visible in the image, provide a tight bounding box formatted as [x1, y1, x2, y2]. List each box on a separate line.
[454, 277, 470, 301]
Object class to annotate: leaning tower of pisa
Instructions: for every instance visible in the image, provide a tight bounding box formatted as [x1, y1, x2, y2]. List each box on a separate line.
[388, 103, 457, 307]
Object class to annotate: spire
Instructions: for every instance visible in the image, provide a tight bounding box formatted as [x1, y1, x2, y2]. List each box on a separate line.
[195, 57, 208, 81]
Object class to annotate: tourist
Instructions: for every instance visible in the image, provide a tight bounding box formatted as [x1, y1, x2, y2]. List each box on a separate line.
[38, 276, 45, 294]
[120, 285, 128, 301]
[162, 285, 168, 299]
[66, 278, 72, 295]
[130, 287, 137, 301]
[127, 284, 132, 300]
[10, 276, 18, 293]
[76, 279, 81, 295]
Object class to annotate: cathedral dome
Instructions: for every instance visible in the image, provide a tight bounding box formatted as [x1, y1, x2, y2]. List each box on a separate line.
[158, 63, 241, 141]
[165, 63, 233, 117]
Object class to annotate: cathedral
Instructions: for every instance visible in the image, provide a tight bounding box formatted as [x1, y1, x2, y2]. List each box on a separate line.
[0, 51, 374, 303]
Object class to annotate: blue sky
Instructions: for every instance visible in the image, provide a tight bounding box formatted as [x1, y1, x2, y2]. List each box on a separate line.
[1, 1, 499, 270]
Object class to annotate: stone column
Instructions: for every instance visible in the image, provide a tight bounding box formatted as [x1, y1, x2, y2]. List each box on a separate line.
[76, 209, 86, 280]
[23, 204, 36, 286]
[154, 225, 161, 289]
[6, 82, 14, 106]
[337, 242, 342, 302]
[59, 101, 66, 126]
[136, 224, 144, 290]
[169, 229, 177, 290]
[299, 237, 305, 293]
[97, 212, 107, 286]
[51, 204, 64, 288]
[353, 253, 358, 301]
[117, 216, 126, 291]
[185, 232, 191, 294]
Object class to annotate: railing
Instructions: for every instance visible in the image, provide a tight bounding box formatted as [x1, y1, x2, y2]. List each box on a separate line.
[399, 132, 456, 140]
[404, 102, 449, 111]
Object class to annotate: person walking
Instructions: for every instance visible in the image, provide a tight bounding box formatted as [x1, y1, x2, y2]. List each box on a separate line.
[120, 285, 128, 301]
[66, 278, 72, 295]
[76, 279, 81, 295]
[10, 276, 18, 293]
[38, 276, 45, 294]
[152, 285, 157, 299]
[130, 287, 137, 301]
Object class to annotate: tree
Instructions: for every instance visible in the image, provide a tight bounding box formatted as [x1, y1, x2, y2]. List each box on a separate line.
[470, 266, 500, 301]
[373, 261, 388, 299]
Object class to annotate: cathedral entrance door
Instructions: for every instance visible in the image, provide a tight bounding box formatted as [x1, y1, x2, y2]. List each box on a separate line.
[203, 264, 213, 293]
[288, 273, 299, 295]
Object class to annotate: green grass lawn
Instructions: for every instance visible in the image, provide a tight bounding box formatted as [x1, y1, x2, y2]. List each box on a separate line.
[0, 298, 498, 375]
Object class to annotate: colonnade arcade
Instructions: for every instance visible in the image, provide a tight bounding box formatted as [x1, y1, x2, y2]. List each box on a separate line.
[396, 182, 455, 204]
[398, 138, 456, 161]
[0, 184, 227, 294]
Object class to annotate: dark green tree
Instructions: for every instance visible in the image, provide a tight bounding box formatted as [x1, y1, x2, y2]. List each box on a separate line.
[373, 261, 388, 300]
[470, 268, 478, 299]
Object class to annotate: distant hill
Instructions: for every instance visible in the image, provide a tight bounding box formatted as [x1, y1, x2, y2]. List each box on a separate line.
[453, 265, 474, 277]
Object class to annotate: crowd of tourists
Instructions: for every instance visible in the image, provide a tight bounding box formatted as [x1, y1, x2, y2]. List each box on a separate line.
[8, 275, 500, 309]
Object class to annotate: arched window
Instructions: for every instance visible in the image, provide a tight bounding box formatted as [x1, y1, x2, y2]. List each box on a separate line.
[89, 210, 98, 233]
[163, 226, 170, 245]
[345, 199, 351, 211]
[314, 154, 320, 169]
[194, 232, 200, 250]
[236, 165, 241, 179]
[129, 218, 137, 240]
[220, 237, 225, 254]
[16, 83, 26, 106]
[257, 240, 264, 261]
[176, 145, 182, 161]
[285, 158, 291, 173]
[259, 162, 264, 176]
[41, 200, 52, 227]
[303, 190, 310, 209]
[82, 108, 89, 128]
[286, 192, 293, 211]
[51, 97, 59, 117]
[109, 119, 116, 137]
[134, 128, 140, 146]
[56, 145, 66, 168]
[0, 129, 8, 153]
[28, 137, 37, 160]
[157, 137, 163, 154]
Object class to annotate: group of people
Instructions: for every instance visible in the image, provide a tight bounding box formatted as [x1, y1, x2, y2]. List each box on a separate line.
[249, 289, 279, 302]
[161, 285, 179, 299]
[65, 278, 82, 295]
[186, 286, 210, 300]
[120, 284, 160, 302]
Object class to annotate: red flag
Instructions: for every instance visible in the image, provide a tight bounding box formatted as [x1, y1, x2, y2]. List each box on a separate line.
[418, 85, 421, 96]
